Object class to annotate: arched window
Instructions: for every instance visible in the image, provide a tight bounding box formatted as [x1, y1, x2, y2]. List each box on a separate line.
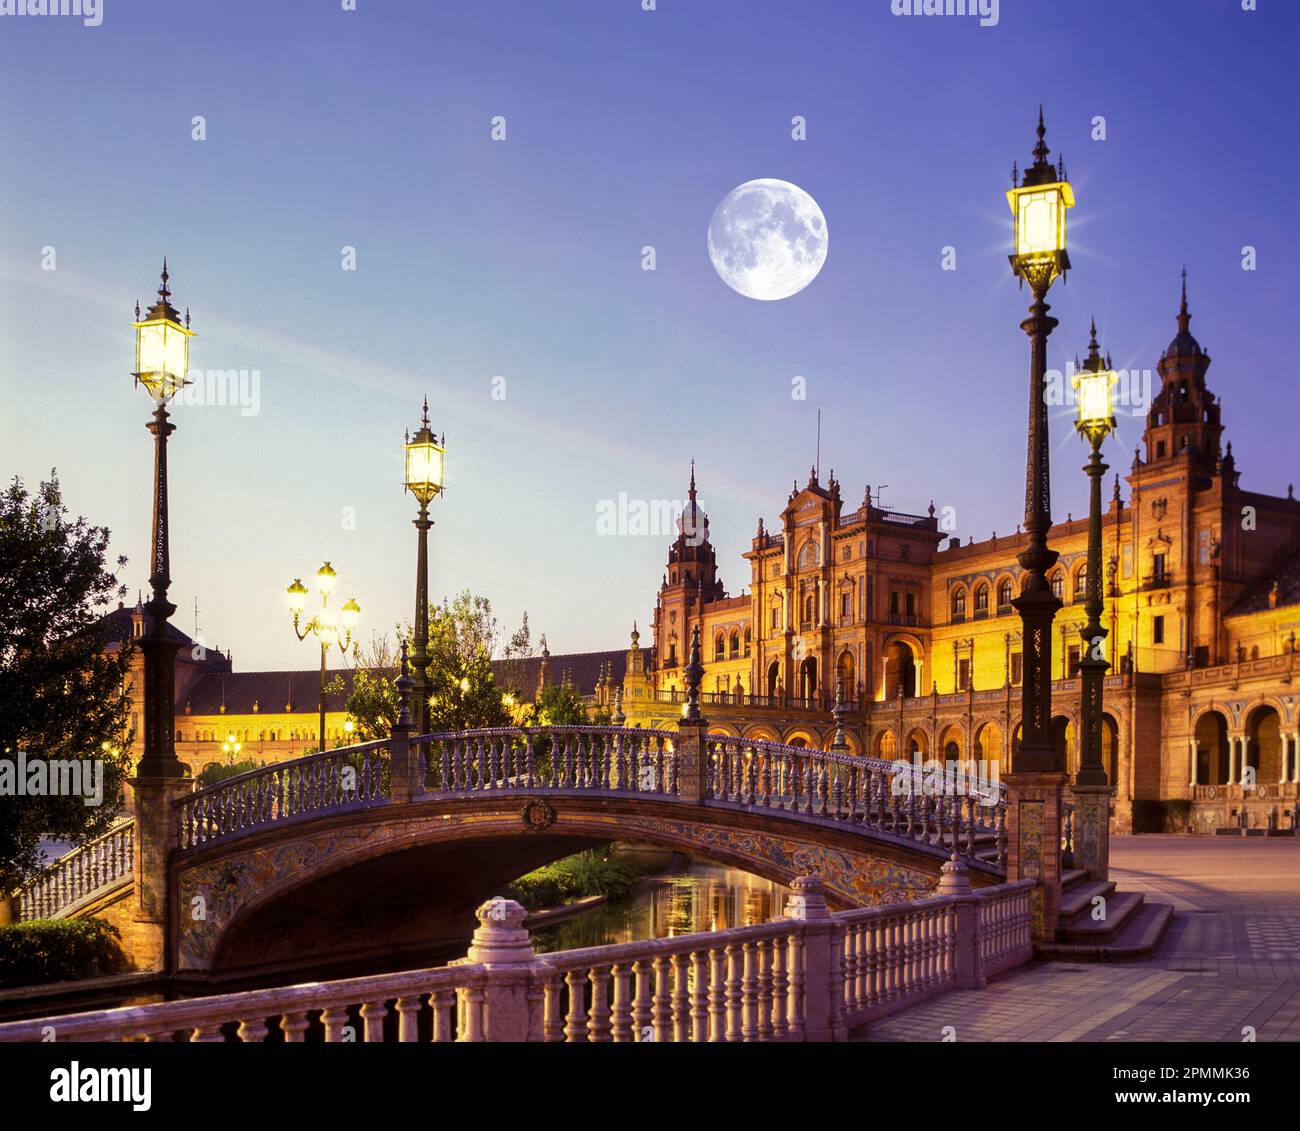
[952, 588, 967, 618]
[1073, 564, 1087, 603]
[974, 584, 989, 613]
[743, 627, 752, 656]
[729, 631, 741, 658]
[714, 633, 725, 661]
[802, 593, 815, 626]
[1050, 571, 1064, 600]
[997, 578, 1013, 609]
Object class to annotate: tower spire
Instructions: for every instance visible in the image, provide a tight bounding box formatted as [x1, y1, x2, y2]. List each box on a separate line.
[1178, 266, 1190, 333]
[688, 457, 696, 503]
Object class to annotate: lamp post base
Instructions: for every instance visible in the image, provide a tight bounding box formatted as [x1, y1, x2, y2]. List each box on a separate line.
[1070, 782, 1113, 882]
[1003, 770, 1067, 941]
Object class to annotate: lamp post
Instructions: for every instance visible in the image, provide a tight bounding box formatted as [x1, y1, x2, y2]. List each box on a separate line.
[1072, 322, 1117, 880]
[1003, 111, 1074, 939]
[286, 562, 361, 751]
[131, 261, 194, 779]
[403, 399, 445, 737]
[221, 732, 242, 765]
[1007, 108, 1074, 774]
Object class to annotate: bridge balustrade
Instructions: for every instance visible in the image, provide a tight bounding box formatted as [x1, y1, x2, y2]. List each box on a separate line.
[175, 742, 391, 852]
[0, 877, 1035, 1043]
[15, 820, 134, 921]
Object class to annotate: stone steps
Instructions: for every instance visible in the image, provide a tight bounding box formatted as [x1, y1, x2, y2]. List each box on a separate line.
[1058, 879, 1117, 920]
[1055, 888, 1146, 942]
[1038, 901, 1174, 962]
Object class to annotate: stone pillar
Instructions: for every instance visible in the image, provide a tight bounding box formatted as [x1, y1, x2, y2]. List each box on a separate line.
[783, 875, 844, 1041]
[934, 853, 984, 989]
[390, 645, 416, 804]
[1189, 738, 1197, 788]
[676, 720, 708, 804]
[462, 897, 543, 1042]
[1002, 771, 1067, 941]
[130, 773, 194, 972]
[1070, 784, 1112, 883]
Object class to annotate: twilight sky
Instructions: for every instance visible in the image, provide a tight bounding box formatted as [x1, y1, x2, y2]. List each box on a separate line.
[1, 0, 1296, 671]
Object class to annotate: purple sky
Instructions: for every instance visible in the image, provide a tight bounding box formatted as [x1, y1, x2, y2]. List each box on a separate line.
[1, 0, 1295, 671]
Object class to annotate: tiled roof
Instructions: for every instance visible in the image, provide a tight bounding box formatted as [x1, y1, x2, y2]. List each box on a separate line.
[180, 669, 363, 715]
[1229, 549, 1300, 616]
[98, 604, 230, 666]
[174, 648, 633, 716]
[494, 649, 628, 697]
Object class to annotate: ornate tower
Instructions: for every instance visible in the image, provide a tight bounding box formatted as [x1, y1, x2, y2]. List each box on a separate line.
[655, 462, 724, 679]
[1143, 271, 1222, 470]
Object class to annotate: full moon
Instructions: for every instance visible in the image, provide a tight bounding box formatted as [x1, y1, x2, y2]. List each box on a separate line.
[707, 179, 828, 301]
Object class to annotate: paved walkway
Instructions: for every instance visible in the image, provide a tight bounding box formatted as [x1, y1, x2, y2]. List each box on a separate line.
[857, 836, 1300, 1042]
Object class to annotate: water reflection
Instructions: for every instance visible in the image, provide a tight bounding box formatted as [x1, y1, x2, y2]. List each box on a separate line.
[532, 860, 789, 953]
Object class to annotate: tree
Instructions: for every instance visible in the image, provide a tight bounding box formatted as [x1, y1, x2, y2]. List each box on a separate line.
[0, 475, 133, 892]
[337, 593, 527, 738]
[329, 632, 399, 743]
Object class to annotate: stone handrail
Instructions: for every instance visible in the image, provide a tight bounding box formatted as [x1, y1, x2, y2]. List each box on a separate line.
[15, 820, 135, 921]
[413, 726, 680, 797]
[706, 735, 1006, 868]
[175, 741, 391, 852]
[159, 726, 1009, 872]
[0, 875, 1035, 1043]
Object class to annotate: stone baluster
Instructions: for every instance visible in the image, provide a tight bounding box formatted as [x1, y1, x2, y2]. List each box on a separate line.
[689, 950, 709, 1041]
[671, 952, 690, 1042]
[631, 958, 652, 1041]
[651, 955, 672, 1042]
[394, 996, 422, 1041]
[610, 963, 634, 1041]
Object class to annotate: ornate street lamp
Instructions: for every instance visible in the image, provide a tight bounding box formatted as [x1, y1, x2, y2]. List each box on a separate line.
[287, 562, 361, 751]
[1073, 321, 1116, 789]
[221, 732, 242, 764]
[404, 399, 445, 736]
[131, 261, 194, 778]
[1007, 109, 1073, 774]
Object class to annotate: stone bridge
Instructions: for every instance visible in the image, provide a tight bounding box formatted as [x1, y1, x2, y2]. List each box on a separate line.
[15, 723, 1012, 984]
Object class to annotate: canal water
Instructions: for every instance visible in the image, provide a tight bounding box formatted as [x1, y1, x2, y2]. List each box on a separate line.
[531, 860, 790, 953]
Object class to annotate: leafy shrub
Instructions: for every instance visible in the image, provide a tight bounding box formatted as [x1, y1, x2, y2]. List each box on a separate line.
[197, 759, 261, 788]
[504, 847, 639, 910]
[0, 918, 129, 988]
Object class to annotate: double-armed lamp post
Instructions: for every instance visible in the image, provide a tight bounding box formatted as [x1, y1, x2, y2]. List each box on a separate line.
[403, 400, 446, 737]
[286, 563, 361, 751]
[131, 262, 194, 779]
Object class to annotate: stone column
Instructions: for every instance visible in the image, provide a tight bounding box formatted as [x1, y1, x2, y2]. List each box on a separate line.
[390, 644, 416, 804]
[1071, 784, 1111, 883]
[783, 875, 844, 1041]
[1228, 737, 1238, 785]
[1003, 771, 1067, 941]
[677, 624, 709, 804]
[934, 853, 984, 989]
[1292, 733, 1300, 784]
[130, 773, 194, 972]
[1189, 738, 1198, 788]
[463, 898, 543, 1042]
